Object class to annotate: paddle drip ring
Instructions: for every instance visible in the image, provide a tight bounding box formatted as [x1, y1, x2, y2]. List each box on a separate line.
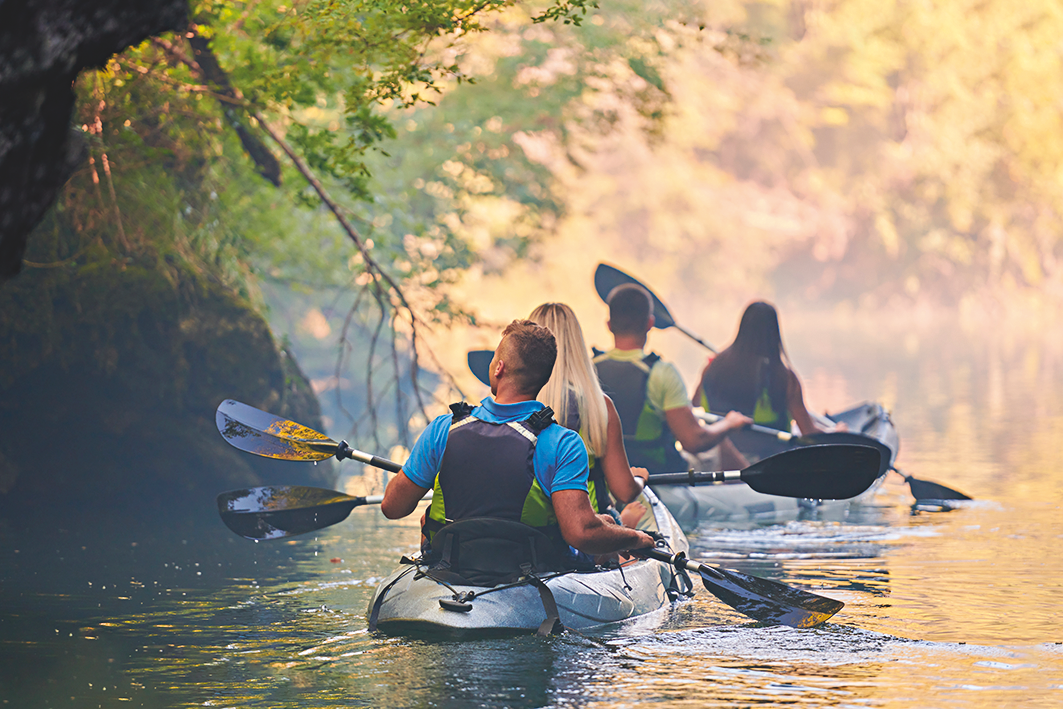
[335, 440, 352, 460]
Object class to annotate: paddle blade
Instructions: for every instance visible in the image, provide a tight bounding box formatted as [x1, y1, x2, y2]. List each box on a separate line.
[217, 486, 361, 540]
[216, 399, 338, 461]
[467, 350, 493, 387]
[637, 548, 843, 628]
[798, 431, 894, 476]
[697, 566, 843, 628]
[742, 444, 881, 499]
[593, 263, 676, 329]
[902, 473, 971, 501]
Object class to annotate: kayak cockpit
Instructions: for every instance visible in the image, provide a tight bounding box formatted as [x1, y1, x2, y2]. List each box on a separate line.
[366, 488, 689, 637]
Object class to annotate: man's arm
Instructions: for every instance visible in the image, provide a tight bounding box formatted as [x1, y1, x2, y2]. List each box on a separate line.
[380, 472, 431, 519]
[651, 360, 751, 456]
[665, 406, 750, 454]
[379, 413, 449, 519]
[552, 489, 655, 556]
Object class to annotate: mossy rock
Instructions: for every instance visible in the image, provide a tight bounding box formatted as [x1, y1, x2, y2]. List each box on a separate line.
[0, 252, 334, 536]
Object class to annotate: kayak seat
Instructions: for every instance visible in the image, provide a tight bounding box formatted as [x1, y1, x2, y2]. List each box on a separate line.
[428, 517, 571, 587]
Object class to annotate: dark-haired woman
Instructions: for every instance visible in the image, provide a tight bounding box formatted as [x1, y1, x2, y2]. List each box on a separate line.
[697, 301, 845, 435]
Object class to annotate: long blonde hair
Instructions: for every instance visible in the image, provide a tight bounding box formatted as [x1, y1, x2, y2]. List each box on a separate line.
[528, 303, 608, 457]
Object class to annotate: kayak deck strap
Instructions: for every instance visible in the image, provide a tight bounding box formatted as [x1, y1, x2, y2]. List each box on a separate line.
[368, 566, 416, 632]
[404, 559, 568, 636]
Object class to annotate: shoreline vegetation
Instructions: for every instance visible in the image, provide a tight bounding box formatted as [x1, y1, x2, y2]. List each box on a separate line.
[7, 0, 1063, 457]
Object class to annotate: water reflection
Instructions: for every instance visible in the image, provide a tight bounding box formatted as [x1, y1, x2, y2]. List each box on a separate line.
[3, 325, 1063, 707]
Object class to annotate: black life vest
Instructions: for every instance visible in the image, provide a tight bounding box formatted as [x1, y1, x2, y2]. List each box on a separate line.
[593, 352, 688, 474]
[421, 402, 568, 561]
[701, 357, 791, 432]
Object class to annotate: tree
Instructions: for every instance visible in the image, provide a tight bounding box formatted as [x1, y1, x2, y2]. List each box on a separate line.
[21, 0, 651, 449]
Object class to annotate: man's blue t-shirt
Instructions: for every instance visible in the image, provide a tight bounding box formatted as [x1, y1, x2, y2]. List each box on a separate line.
[401, 397, 590, 497]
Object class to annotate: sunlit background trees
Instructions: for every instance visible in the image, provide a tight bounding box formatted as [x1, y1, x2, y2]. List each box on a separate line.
[10, 0, 1063, 450]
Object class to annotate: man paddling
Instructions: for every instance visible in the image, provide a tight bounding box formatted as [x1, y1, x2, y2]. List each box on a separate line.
[381, 319, 655, 561]
[593, 284, 751, 473]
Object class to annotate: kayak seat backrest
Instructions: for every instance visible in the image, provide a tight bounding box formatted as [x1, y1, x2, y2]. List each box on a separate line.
[429, 518, 569, 586]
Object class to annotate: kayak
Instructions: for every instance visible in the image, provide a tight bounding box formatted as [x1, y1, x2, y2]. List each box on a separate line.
[211, 399, 862, 632]
[653, 401, 899, 529]
[366, 487, 689, 636]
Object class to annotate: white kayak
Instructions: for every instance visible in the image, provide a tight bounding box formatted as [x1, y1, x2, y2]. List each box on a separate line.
[654, 402, 899, 529]
[366, 487, 689, 636]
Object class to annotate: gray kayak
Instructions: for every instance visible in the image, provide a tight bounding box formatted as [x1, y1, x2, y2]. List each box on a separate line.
[366, 487, 689, 636]
[654, 401, 900, 528]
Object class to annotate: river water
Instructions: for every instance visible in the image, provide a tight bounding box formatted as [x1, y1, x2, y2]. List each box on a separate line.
[2, 323, 1062, 708]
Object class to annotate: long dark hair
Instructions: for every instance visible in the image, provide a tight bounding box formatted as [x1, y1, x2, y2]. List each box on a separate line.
[701, 302, 791, 413]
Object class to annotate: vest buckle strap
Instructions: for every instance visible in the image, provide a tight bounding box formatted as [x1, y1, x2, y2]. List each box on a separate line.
[449, 401, 475, 420]
[524, 574, 565, 636]
[524, 406, 556, 433]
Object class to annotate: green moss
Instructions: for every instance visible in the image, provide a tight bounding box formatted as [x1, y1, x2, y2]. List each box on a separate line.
[0, 239, 333, 530]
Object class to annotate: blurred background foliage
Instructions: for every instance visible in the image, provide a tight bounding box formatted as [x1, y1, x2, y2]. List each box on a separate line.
[13, 0, 1063, 448]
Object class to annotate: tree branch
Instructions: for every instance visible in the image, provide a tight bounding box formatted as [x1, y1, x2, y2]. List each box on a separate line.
[174, 26, 283, 187]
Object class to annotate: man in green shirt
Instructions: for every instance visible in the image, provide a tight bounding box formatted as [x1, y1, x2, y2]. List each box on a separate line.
[593, 284, 750, 473]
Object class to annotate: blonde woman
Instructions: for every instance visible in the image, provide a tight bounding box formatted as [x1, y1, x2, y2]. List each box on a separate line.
[528, 303, 648, 511]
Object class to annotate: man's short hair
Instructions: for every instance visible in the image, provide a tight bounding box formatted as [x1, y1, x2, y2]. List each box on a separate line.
[499, 319, 557, 394]
[607, 284, 654, 335]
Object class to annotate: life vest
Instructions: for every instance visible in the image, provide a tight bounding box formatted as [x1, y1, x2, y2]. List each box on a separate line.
[560, 391, 610, 513]
[701, 358, 791, 432]
[593, 352, 688, 474]
[421, 402, 567, 555]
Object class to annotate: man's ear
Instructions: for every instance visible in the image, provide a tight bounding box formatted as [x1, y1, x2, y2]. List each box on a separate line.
[493, 358, 505, 378]
[606, 318, 613, 334]
[646, 314, 655, 331]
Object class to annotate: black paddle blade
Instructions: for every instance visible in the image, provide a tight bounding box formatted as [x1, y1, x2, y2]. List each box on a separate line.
[467, 350, 493, 387]
[217, 486, 361, 540]
[797, 431, 894, 476]
[697, 565, 843, 628]
[216, 399, 338, 461]
[743, 444, 881, 499]
[593, 263, 676, 329]
[899, 469, 972, 501]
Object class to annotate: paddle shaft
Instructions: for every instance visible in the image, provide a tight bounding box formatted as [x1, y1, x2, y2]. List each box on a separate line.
[646, 469, 744, 486]
[336, 441, 402, 472]
[674, 323, 717, 354]
[637, 547, 722, 580]
[697, 410, 797, 441]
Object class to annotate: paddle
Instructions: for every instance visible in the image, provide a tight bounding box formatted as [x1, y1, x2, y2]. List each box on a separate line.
[593, 263, 718, 353]
[635, 547, 842, 628]
[697, 410, 971, 501]
[218, 486, 386, 540]
[218, 485, 844, 627]
[217, 485, 433, 540]
[891, 466, 971, 501]
[467, 349, 493, 387]
[645, 444, 882, 499]
[216, 399, 402, 472]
